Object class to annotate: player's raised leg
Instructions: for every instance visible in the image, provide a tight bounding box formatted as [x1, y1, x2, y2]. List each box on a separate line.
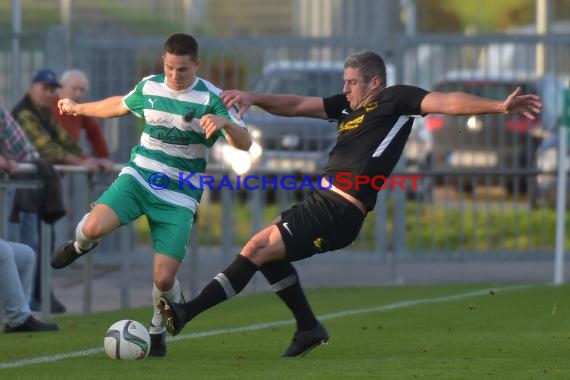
[51, 204, 118, 269]
[160, 225, 284, 333]
[160, 224, 328, 356]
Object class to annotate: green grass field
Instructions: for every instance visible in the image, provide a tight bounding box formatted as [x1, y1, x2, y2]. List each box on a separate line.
[1, 284, 569, 379]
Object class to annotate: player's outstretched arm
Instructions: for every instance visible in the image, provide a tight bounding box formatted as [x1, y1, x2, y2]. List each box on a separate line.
[421, 87, 542, 119]
[58, 96, 129, 118]
[221, 90, 327, 120]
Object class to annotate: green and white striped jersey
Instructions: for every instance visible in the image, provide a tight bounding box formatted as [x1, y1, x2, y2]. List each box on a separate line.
[120, 74, 246, 212]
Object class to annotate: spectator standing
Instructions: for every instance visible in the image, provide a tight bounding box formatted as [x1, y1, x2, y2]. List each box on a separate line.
[52, 69, 115, 172]
[12, 69, 97, 168]
[0, 239, 59, 333]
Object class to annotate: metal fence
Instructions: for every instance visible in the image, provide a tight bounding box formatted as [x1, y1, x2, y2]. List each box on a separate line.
[1, 28, 570, 314]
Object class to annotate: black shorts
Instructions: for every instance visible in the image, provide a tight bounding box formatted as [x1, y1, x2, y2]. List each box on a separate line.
[276, 190, 366, 262]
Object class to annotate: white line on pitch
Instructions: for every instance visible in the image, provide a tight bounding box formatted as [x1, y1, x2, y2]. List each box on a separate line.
[0, 284, 533, 369]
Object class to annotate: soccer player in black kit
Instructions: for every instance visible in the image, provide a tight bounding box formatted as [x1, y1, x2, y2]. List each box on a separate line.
[159, 51, 543, 357]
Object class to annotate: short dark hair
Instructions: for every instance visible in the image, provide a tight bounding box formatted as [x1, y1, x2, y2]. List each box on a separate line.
[163, 33, 199, 60]
[344, 51, 387, 87]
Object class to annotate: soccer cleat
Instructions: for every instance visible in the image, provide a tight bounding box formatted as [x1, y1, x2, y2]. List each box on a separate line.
[149, 331, 167, 357]
[282, 322, 329, 357]
[158, 298, 188, 337]
[4, 315, 59, 333]
[51, 241, 98, 269]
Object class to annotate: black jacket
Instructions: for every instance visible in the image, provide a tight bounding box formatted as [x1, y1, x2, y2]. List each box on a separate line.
[10, 158, 66, 224]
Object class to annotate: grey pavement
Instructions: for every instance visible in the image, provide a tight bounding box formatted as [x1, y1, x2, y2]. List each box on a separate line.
[47, 246, 570, 316]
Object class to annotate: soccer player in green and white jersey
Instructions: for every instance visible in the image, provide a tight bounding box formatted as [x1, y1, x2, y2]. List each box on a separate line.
[51, 33, 252, 357]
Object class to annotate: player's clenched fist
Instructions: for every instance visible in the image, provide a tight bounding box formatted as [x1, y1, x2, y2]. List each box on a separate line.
[58, 98, 79, 116]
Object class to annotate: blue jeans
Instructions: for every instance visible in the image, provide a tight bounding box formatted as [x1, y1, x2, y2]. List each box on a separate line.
[5, 187, 42, 301]
[0, 240, 35, 326]
[5, 187, 39, 254]
[7, 212, 39, 255]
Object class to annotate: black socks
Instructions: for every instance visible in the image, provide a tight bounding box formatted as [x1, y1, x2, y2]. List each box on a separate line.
[183, 254, 258, 321]
[181, 256, 318, 332]
[260, 261, 318, 331]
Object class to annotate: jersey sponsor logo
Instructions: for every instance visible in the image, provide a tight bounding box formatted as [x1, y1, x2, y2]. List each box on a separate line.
[147, 125, 193, 145]
[365, 101, 378, 113]
[282, 222, 293, 236]
[338, 114, 364, 134]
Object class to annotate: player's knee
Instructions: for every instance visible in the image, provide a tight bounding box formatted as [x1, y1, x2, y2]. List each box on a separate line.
[82, 218, 104, 240]
[242, 235, 265, 257]
[241, 228, 277, 264]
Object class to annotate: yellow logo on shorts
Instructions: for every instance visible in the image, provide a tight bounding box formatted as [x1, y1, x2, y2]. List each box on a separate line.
[313, 237, 325, 252]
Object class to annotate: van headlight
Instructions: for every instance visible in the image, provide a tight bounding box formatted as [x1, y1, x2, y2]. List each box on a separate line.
[250, 127, 262, 140]
[249, 141, 263, 160]
[213, 133, 263, 175]
[229, 149, 253, 175]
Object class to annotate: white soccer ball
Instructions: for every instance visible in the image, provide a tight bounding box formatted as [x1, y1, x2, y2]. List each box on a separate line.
[103, 319, 151, 360]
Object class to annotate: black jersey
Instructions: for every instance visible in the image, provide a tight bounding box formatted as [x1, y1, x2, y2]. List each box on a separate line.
[322, 85, 429, 212]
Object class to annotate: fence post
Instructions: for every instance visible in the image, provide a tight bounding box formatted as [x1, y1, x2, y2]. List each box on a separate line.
[249, 187, 262, 292]
[392, 157, 407, 270]
[44, 26, 68, 75]
[40, 221, 51, 319]
[188, 214, 199, 298]
[119, 223, 132, 309]
[0, 175, 6, 238]
[82, 174, 94, 313]
[10, 0, 21, 107]
[554, 88, 570, 284]
[221, 184, 233, 265]
[374, 189, 388, 259]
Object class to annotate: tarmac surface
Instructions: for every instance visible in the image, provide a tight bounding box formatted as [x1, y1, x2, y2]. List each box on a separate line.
[46, 246, 570, 316]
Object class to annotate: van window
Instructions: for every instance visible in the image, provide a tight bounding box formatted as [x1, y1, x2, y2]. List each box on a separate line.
[252, 70, 344, 96]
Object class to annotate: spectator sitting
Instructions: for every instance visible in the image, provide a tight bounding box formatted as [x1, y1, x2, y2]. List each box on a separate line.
[0, 136, 55, 327]
[52, 69, 115, 172]
[0, 237, 58, 333]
